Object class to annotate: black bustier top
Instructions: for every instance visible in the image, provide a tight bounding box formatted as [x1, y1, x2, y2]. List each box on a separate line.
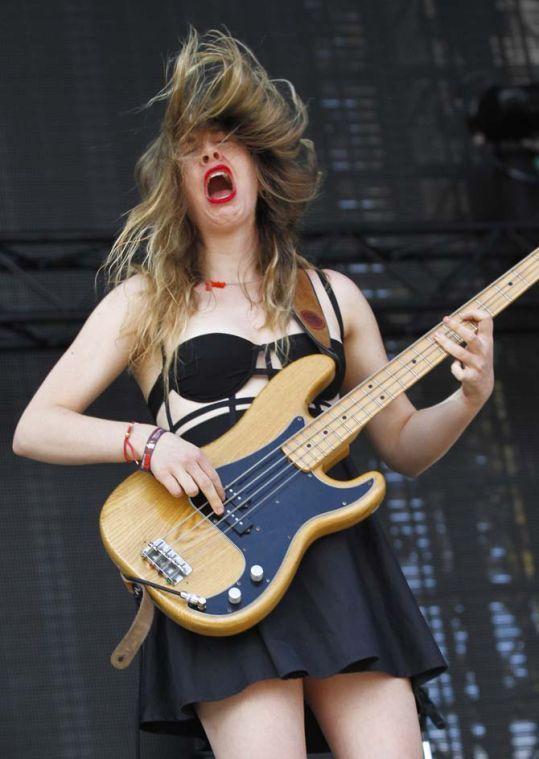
[145, 270, 347, 445]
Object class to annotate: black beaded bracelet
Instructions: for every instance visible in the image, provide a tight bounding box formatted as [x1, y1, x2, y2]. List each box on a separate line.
[138, 427, 167, 472]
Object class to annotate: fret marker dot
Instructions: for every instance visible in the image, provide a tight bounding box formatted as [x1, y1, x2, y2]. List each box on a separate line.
[508, 281, 513, 286]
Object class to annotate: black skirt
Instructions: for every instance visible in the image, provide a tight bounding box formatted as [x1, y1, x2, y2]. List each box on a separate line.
[136, 455, 448, 754]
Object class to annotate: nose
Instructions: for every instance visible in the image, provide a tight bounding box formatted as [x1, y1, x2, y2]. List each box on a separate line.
[200, 144, 222, 166]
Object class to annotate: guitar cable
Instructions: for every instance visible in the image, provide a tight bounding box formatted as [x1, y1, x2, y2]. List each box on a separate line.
[121, 256, 538, 602]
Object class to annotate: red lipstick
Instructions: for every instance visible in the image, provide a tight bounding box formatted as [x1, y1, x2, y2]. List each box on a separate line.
[204, 164, 236, 204]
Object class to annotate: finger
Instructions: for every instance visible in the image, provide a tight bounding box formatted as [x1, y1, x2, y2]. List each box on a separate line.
[161, 472, 184, 498]
[442, 315, 477, 345]
[189, 462, 225, 515]
[458, 307, 494, 336]
[433, 330, 482, 369]
[197, 456, 226, 501]
[450, 359, 465, 382]
[173, 469, 200, 500]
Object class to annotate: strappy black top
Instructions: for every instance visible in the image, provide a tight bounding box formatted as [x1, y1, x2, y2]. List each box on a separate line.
[138, 267, 450, 746]
[145, 269, 346, 445]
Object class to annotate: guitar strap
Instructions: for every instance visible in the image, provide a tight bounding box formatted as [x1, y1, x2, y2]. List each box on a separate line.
[110, 266, 336, 669]
[292, 267, 339, 359]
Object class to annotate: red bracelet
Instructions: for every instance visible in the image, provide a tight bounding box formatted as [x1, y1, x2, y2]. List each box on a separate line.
[138, 427, 167, 472]
[123, 421, 139, 465]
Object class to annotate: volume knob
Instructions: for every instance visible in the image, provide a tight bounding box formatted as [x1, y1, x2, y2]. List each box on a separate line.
[228, 587, 242, 605]
[250, 564, 264, 582]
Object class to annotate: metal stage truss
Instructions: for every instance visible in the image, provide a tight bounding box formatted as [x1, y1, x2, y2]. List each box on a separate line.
[1, 222, 538, 350]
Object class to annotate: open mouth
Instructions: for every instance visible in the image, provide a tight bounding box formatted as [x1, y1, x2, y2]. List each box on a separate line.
[204, 164, 236, 204]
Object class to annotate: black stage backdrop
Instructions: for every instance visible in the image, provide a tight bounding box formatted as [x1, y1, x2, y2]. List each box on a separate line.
[2, 335, 538, 758]
[1, 1, 538, 758]
[1, 0, 539, 235]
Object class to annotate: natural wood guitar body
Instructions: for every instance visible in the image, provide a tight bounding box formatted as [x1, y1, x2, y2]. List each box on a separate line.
[100, 246, 538, 637]
[100, 354, 386, 636]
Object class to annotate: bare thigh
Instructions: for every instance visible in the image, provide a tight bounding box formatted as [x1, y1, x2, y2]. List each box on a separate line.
[194, 677, 307, 759]
[303, 670, 422, 759]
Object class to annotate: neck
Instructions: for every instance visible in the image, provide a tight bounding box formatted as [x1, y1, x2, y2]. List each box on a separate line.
[282, 247, 539, 471]
[198, 223, 260, 282]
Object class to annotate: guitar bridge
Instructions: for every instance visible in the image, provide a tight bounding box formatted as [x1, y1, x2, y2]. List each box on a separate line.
[141, 539, 192, 585]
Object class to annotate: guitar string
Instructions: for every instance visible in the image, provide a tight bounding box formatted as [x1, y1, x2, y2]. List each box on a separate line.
[136, 260, 538, 599]
[155, 256, 538, 558]
[174, 261, 539, 586]
[148, 256, 537, 564]
[154, 255, 538, 553]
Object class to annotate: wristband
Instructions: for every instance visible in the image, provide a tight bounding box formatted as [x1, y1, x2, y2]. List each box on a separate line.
[123, 421, 139, 465]
[138, 427, 167, 472]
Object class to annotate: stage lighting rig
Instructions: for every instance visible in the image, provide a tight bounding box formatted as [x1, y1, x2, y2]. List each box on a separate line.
[467, 83, 539, 185]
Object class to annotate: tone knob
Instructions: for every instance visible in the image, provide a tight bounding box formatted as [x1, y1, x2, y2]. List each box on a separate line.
[250, 564, 264, 582]
[228, 587, 242, 605]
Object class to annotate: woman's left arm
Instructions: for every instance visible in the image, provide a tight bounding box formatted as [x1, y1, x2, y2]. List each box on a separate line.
[324, 269, 494, 477]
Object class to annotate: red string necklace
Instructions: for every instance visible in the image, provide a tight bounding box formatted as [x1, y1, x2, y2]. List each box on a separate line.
[203, 277, 262, 291]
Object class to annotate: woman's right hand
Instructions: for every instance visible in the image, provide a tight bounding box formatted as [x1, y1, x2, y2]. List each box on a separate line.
[148, 431, 226, 515]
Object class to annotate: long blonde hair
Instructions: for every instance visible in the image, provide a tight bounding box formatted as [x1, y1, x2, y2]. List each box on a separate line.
[97, 25, 325, 401]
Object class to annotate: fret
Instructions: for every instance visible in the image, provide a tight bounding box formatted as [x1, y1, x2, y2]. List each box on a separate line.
[348, 409, 366, 426]
[377, 383, 394, 401]
[388, 367, 406, 390]
[284, 247, 539, 471]
[380, 383, 393, 400]
[328, 425, 345, 442]
[316, 437, 334, 456]
[472, 298, 492, 315]
[361, 381, 383, 406]
[407, 360, 420, 378]
[371, 394, 385, 408]
[422, 345, 433, 366]
[338, 416, 355, 435]
[341, 417, 355, 433]
[492, 282, 512, 302]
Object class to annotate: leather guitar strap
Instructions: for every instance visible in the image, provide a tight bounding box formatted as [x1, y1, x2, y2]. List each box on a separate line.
[110, 574, 155, 669]
[292, 268, 338, 358]
[109, 267, 335, 668]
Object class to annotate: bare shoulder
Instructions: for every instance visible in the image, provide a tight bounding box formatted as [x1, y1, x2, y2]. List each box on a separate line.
[101, 272, 159, 387]
[16, 272, 154, 418]
[95, 272, 153, 350]
[101, 271, 151, 315]
[320, 267, 376, 340]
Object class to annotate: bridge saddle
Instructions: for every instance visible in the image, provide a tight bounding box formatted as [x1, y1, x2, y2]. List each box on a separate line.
[141, 538, 192, 585]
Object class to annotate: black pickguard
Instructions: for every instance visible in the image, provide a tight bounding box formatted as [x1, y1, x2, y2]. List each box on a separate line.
[189, 416, 374, 616]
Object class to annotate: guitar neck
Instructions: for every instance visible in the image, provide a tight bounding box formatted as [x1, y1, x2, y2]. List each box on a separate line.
[284, 247, 539, 469]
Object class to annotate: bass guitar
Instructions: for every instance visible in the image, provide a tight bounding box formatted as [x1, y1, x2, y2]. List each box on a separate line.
[100, 247, 538, 641]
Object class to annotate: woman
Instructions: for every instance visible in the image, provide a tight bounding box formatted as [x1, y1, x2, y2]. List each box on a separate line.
[13, 26, 494, 758]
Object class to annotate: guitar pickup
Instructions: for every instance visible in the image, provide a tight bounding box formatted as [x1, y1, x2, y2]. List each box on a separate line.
[191, 491, 252, 534]
[227, 489, 251, 511]
[141, 539, 192, 585]
[222, 509, 253, 535]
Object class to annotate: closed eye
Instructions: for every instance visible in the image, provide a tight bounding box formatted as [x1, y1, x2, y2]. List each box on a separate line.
[180, 130, 235, 162]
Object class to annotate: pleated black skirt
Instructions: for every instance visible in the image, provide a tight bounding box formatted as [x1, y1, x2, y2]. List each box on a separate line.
[136, 455, 448, 754]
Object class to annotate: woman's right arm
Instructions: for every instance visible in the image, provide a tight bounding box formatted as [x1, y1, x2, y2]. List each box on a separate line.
[11, 273, 154, 464]
[11, 274, 226, 513]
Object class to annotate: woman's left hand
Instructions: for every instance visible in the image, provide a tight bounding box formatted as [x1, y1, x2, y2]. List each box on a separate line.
[433, 308, 494, 409]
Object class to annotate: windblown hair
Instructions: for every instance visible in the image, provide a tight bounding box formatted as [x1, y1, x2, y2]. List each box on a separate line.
[97, 24, 325, 402]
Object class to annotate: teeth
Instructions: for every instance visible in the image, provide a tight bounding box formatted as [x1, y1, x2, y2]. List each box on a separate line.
[207, 170, 231, 186]
[205, 169, 233, 198]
